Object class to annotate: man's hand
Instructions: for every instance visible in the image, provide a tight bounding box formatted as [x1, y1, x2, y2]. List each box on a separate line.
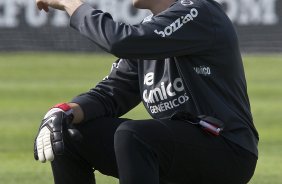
[34, 103, 74, 162]
[36, 0, 83, 16]
[36, 0, 65, 12]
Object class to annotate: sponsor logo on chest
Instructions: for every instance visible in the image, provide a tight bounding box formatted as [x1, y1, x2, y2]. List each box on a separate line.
[154, 8, 199, 37]
[142, 72, 189, 114]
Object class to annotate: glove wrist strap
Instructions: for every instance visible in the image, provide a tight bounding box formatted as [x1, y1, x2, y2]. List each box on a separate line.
[43, 103, 74, 120]
[53, 103, 73, 116]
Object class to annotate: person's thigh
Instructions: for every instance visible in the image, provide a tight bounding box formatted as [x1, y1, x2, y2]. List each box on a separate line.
[162, 119, 257, 184]
[73, 117, 129, 177]
[115, 119, 257, 184]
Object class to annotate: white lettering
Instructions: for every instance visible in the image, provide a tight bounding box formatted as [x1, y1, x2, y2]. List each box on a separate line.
[51, 11, 68, 27]
[154, 8, 199, 37]
[151, 88, 164, 102]
[161, 82, 168, 99]
[171, 18, 183, 32]
[193, 66, 212, 76]
[164, 26, 173, 36]
[216, 0, 279, 25]
[0, 0, 149, 28]
[261, 0, 279, 25]
[0, 0, 19, 28]
[178, 96, 186, 104]
[144, 72, 154, 86]
[166, 83, 176, 97]
[143, 77, 185, 103]
[149, 93, 189, 114]
[164, 102, 171, 110]
[0, 0, 278, 28]
[190, 8, 199, 17]
[172, 99, 179, 107]
[173, 78, 184, 92]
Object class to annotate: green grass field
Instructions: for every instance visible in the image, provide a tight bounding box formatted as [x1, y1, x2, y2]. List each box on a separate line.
[0, 53, 281, 184]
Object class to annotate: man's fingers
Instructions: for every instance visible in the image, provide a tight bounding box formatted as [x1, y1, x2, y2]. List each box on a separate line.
[36, 1, 44, 10]
[36, 1, 49, 12]
[42, 127, 55, 161]
[42, 5, 50, 12]
[36, 128, 47, 163]
[36, 126, 55, 163]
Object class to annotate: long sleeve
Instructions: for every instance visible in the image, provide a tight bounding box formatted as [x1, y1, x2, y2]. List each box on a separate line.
[71, 59, 141, 121]
[70, 1, 214, 59]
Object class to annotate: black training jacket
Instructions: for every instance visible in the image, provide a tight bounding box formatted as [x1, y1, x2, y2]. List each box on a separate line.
[70, 0, 259, 156]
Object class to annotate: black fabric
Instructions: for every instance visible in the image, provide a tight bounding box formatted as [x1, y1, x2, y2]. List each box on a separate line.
[70, 0, 258, 156]
[51, 117, 257, 184]
[72, 59, 140, 122]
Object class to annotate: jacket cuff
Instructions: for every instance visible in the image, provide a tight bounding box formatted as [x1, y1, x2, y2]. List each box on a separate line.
[71, 94, 107, 122]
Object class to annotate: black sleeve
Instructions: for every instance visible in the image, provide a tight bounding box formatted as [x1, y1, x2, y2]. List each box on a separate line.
[71, 59, 141, 122]
[70, 1, 214, 59]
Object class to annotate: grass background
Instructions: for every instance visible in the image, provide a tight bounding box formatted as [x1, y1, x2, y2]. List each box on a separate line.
[0, 53, 281, 183]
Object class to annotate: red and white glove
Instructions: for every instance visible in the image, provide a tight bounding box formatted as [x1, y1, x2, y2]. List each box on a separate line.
[34, 103, 73, 162]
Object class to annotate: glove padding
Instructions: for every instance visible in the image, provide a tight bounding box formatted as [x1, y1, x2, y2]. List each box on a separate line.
[34, 103, 74, 163]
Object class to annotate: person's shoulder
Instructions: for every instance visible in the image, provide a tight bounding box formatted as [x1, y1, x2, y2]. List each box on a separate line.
[164, 0, 214, 20]
[164, 0, 210, 17]
[142, 0, 210, 24]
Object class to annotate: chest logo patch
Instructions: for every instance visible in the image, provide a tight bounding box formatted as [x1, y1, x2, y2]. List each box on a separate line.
[142, 72, 189, 115]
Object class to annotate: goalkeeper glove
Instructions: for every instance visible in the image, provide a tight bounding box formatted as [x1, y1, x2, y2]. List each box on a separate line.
[34, 103, 74, 162]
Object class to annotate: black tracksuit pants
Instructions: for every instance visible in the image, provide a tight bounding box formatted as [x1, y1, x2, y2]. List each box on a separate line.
[51, 117, 257, 184]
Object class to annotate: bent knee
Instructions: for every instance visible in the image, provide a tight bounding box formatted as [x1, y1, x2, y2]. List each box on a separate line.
[115, 120, 138, 133]
[114, 120, 138, 147]
[114, 120, 151, 151]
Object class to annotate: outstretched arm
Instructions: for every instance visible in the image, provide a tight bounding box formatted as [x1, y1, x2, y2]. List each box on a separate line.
[35, 0, 82, 16]
[36, 0, 214, 59]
